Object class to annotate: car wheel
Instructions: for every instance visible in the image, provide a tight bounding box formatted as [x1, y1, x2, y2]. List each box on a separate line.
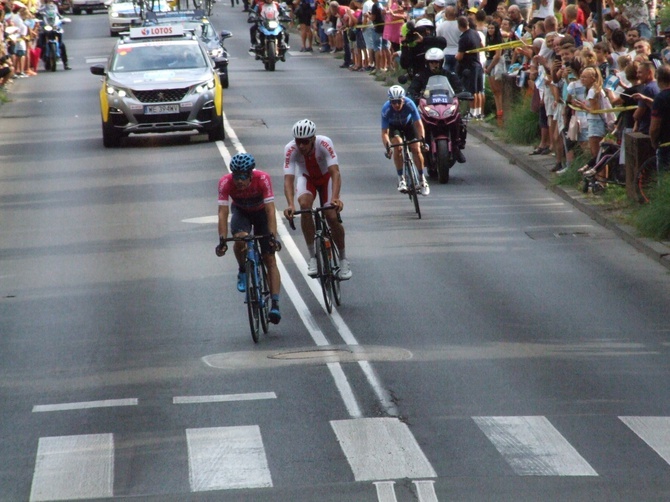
[208, 117, 225, 142]
[102, 121, 122, 148]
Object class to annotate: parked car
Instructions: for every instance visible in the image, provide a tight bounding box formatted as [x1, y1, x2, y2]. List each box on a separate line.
[105, 0, 171, 36]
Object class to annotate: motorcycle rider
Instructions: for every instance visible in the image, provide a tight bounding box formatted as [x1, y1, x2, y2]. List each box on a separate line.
[407, 47, 467, 164]
[399, 18, 446, 81]
[249, 0, 289, 55]
[37, 0, 70, 70]
[381, 85, 429, 196]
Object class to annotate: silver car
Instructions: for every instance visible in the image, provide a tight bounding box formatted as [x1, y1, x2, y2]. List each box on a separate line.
[90, 26, 225, 147]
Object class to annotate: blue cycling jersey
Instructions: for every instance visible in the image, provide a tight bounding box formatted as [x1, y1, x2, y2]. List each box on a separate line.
[381, 99, 421, 129]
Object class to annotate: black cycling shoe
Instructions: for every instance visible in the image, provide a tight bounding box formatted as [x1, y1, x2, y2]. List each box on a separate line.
[268, 303, 281, 324]
[455, 148, 466, 163]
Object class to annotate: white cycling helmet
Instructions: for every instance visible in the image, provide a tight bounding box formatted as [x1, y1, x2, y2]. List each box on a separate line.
[415, 18, 434, 29]
[292, 119, 316, 139]
[425, 47, 445, 62]
[387, 85, 405, 100]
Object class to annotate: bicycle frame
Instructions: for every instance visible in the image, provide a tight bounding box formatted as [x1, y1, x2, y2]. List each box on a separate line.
[288, 206, 342, 313]
[393, 138, 422, 219]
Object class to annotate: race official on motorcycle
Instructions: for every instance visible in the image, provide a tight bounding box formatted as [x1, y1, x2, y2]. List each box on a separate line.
[399, 18, 446, 80]
[249, 0, 289, 53]
[407, 47, 467, 163]
[37, 0, 70, 70]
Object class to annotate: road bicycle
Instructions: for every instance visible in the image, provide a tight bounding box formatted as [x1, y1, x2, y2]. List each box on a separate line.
[222, 234, 274, 343]
[388, 138, 423, 219]
[580, 140, 625, 195]
[288, 206, 342, 314]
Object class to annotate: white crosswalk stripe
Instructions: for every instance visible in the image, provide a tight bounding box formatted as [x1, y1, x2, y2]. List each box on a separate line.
[30, 416, 670, 499]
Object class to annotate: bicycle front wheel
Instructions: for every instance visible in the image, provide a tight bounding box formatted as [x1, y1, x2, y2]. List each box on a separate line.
[635, 156, 659, 204]
[245, 261, 260, 343]
[406, 160, 421, 219]
[316, 237, 333, 313]
[329, 241, 342, 307]
[259, 260, 270, 334]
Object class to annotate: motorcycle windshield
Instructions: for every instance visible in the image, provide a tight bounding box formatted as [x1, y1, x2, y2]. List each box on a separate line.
[424, 75, 455, 105]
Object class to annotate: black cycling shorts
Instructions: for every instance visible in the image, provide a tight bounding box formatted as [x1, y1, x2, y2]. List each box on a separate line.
[389, 122, 418, 141]
[230, 206, 274, 254]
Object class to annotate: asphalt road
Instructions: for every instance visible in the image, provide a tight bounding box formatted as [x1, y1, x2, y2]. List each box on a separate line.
[2, 7, 670, 501]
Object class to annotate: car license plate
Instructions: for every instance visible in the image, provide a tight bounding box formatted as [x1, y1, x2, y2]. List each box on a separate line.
[145, 104, 179, 115]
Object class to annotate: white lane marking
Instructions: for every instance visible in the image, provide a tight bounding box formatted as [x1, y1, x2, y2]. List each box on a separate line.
[173, 392, 277, 404]
[32, 398, 138, 413]
[274, 252, 362, 418]
[620, 416, 670, 465]
[330, 418, 437, 481]
[30, 434, 114, 502]
[181, 215, 218, 224]
[186, 426, 272, 491]
[373, 481, 398, 502]
[473, 416, 598, 476]
[413, 480, 438, 502]
[222, 111, 246, 155]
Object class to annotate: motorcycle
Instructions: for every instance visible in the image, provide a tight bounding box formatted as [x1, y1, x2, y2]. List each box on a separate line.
[247, 8, 290, 72]
[38, 6, 71, 72]
[417, 75, 472, 184]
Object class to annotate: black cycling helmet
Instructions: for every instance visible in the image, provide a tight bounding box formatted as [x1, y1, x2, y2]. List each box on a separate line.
[229, 153, 255, 175]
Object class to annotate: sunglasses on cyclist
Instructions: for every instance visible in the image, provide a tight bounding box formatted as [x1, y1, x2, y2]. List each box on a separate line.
[391, 99, 403, 105]
[232, 172, 251, 181]
[295, 137, 313, 145]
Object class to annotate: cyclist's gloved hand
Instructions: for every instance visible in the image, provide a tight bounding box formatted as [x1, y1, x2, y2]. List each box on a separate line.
[270, 235, 282, 252]
[384, 145, 392, 159]
[215, 237, 228, 257]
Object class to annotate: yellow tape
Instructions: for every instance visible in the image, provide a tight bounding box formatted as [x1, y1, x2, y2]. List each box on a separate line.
[568, 104, 637, 114]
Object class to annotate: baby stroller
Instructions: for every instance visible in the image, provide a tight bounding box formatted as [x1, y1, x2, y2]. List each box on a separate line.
[579, 138, 625, 195]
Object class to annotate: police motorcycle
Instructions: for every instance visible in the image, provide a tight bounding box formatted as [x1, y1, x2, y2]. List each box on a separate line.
[38, 4, 71, 72]
[247, 0, 290, 71]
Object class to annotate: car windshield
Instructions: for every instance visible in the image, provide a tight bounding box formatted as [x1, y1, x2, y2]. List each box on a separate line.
[424, 75, 455, 103]
[111, 42, 207, 72]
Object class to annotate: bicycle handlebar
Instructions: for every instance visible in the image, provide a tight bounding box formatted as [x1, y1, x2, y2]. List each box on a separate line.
[286, 206, 342, 230]
[221, 234, 275, 244]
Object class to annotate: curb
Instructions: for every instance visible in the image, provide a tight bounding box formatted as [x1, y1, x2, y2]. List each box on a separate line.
[468, 121, 670, 271]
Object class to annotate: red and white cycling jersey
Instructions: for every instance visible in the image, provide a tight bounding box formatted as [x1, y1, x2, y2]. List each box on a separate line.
[283, 135, 338, 185]
[218, 170, 274, 212]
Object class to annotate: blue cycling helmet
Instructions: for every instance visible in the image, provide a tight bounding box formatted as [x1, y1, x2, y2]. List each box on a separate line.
[229, 152, 255, 174]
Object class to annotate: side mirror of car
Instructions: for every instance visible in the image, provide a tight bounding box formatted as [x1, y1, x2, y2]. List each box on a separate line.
[220, 30, 233, 40]
[90, 63, 106, 76]
[456, 91, 474, 101]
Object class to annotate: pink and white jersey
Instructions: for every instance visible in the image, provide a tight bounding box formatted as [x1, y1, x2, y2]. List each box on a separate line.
[259, 2, 281, 20]
[283, 135, 338, 184]
[218, 170, 274, 212]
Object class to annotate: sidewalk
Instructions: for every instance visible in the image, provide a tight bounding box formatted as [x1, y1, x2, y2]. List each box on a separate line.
[468, 120, 670, 271]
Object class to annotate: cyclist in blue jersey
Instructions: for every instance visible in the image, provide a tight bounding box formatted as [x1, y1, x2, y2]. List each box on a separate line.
[381, 85, 429, 195]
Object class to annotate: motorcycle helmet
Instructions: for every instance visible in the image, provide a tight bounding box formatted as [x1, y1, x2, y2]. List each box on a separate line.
[292, 119, 316, 139]
[414, 18, 434, 31]
[229, 153, 255, 175]
[387, 85, 405, 100]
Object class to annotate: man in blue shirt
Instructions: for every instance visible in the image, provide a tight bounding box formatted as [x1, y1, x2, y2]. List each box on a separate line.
[381, 85, 429, 195]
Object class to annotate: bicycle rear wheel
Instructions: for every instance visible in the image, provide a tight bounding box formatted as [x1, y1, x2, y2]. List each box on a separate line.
[245, 261, 260, 343]
[329, 240, 342, 307]
[635, 156, 659, 204]
[406, 159, 421, 219]
[259, 260, 270, 334]
[316, 237, 333, 313]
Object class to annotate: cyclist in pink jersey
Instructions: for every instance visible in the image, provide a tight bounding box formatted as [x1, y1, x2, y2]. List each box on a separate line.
[216, 153, 282, 324]
[283, 119, 352, 280]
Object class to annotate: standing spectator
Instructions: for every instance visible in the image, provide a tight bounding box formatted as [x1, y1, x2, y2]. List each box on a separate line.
[620, 0, 651, 41]
[649, 64, 670, 172]
[382, 0, 404, 72]
[575, 66, 606, 159]
[455, 15, 483, 117]
[436, 5, 459, 73]
[530, 0, 552, 24]
[329, 1, 355, 68]
[631, 61, 660, 135]
[564, 4, 583, 48]
[368, 0, 385, 73]
[484, 20, 505, 118]
[507, 5, 526, 40]
[608, 28, 628, 61]
[294, 0, 315, 52]
[315, 0, 331, 52]
[361, 0, 374, 64]
[625, 27, 640, 53]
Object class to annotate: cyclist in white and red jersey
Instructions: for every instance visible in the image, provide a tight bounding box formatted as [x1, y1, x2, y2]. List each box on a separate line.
[283, 119, 352, 280]
[216, 152, 282, 324]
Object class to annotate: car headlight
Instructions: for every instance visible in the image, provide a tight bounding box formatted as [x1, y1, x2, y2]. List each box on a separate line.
[424, 107, 440, 118]
[209, 47, 224, 58]
[106, 84, 128, 97]
[194, 78, 216, 94]
[110, 11, 119, 17]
